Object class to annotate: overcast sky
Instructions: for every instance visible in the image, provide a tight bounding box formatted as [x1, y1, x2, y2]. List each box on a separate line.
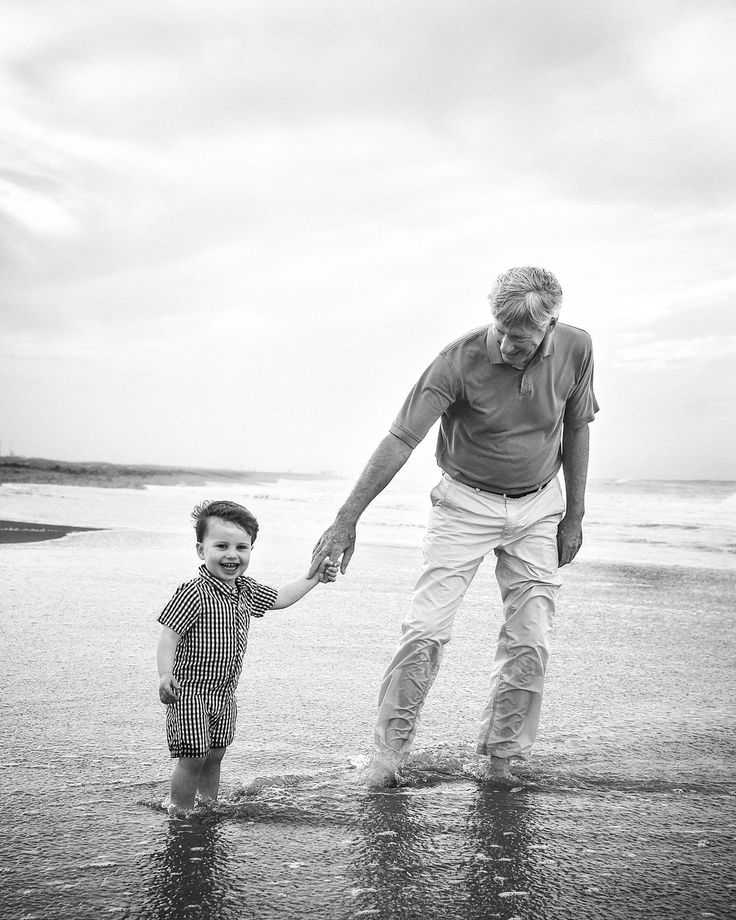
[1, 0, 734, 481]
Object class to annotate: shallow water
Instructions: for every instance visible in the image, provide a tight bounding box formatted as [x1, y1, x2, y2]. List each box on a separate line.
[1, 479, 735, 919]
[4, 763, 734, 920]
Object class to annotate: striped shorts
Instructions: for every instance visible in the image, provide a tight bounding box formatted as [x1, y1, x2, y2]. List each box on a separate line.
[166, 689, 237, 758]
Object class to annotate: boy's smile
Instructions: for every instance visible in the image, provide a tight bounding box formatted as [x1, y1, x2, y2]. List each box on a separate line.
[196, 517, 252, 584]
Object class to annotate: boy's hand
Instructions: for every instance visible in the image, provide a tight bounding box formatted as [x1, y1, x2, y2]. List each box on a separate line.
[159, 673, 180, 704]
[316, 557, 339, 584]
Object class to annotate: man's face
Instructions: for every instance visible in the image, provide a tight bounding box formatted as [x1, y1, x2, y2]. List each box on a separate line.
[196, 517, 252, 584]
[491, 316, 553, 370]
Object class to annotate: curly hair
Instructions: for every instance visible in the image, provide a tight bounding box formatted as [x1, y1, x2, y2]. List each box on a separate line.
[191, 500, 259, 544]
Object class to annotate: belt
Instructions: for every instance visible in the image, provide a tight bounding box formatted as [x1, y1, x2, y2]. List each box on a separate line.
[468, 480, 551, 499]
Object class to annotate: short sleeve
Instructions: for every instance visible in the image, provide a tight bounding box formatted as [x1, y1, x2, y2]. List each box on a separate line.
[242, 577, 278, 619]
[564, 336, 600, 428]
[158, 581, 202, 636]
[389, 354, 460, 448]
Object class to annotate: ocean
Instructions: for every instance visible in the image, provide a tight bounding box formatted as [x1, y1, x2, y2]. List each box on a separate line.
[1, 474, 734, 919]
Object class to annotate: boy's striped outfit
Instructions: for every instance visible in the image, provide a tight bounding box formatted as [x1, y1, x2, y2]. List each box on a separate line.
[158, 565, 277, 757]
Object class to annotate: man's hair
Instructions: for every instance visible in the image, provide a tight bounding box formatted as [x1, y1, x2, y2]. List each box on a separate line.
[488, 266, 563, 330]
[191, 500, 259, 544]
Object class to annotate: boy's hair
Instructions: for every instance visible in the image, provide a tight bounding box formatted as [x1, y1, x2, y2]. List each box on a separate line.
[191, 500, 259, 544]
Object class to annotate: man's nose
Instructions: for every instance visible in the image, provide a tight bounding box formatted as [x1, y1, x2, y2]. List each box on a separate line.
[500, 336, 518, 355]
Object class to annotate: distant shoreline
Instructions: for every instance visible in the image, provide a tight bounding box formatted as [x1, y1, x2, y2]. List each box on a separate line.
[0, 455, 337, 490]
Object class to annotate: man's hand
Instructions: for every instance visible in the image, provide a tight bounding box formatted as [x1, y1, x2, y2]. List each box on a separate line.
[556, 513, 583, 567]
[159, 673, 180, 704]
[309, 519, 357, 577]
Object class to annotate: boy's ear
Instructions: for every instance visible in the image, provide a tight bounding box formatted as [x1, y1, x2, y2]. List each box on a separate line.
[196, 543, 205, 559]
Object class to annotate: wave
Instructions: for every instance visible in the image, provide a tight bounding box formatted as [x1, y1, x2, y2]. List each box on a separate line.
[136, 746, 735, 822]
[633, 523, 700, 531]
[608, 535, 736, 554]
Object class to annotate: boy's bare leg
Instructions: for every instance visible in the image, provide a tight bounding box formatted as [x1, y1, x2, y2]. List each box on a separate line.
[170, 755, 207, 812]
[197, 748, 227, 803]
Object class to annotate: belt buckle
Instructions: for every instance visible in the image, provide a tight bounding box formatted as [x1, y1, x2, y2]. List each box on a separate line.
[505, 481, 547, 500]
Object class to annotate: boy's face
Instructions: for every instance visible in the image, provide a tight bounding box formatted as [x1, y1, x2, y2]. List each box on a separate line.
[196, 517, 252, 584]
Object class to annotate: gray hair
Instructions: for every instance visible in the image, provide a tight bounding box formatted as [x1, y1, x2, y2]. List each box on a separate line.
[488, 266, 563, 330]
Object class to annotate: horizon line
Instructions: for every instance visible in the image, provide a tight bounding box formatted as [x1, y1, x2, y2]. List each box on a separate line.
[0, 454, 734, 485]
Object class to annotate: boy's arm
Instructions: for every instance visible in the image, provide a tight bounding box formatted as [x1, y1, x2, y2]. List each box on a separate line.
[157, 625, 181, 703]
[271, 559, 338, 610]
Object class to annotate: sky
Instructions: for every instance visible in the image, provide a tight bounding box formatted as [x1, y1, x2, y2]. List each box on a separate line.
[1, 0, 735, 481]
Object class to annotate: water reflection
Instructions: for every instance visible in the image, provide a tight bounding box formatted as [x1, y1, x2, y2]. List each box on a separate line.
[462, 788, 540, 919]
[350, 784, 543, 920]
[350, 789, 436, 919]
[136, 816, 233, 920]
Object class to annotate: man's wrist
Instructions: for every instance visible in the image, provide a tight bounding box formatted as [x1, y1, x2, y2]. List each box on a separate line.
[335, 506, 359, 528]
[564, 506, 585, 521]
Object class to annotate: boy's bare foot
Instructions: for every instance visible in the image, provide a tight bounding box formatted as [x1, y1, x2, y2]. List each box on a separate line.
[163, 797, 190, 817]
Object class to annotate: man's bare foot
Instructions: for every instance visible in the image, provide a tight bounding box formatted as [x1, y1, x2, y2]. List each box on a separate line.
[478, 755, 519, 787]
[360, 753, 399, 789]
[490, 755, 513, 778]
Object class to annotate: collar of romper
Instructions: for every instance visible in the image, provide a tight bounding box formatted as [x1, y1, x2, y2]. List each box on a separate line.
[198, 563, 241, 597]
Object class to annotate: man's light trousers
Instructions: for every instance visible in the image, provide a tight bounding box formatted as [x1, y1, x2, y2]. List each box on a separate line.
[374, 473, 565, 765]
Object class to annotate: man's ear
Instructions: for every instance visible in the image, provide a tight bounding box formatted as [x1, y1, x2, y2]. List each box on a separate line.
[196, 543, 205, 559]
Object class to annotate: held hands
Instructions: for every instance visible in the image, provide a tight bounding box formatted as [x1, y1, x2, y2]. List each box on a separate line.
[158, 673, 180, 704]
[556, 513, 583, 567]
[309, 519, 357, 578]
[316, 557, 339, 584]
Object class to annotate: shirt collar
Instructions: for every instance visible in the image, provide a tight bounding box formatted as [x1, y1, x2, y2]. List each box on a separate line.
[485, 323, 557, 367]
[198, 563, 241, 596]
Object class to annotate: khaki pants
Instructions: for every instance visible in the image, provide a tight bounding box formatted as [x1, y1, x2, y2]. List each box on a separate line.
[375, 473, 565, 765]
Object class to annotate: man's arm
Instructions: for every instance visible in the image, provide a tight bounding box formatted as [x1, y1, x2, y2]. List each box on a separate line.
[309, 433, 413, 576]
[557, 422, 590, 566]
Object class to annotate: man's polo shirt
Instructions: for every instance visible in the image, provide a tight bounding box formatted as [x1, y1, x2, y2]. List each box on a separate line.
[389, 322, 599, 493]
[158, 565, 278, 693]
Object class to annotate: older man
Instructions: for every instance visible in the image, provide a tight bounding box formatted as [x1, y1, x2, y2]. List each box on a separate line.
[311, 266, 598, 785]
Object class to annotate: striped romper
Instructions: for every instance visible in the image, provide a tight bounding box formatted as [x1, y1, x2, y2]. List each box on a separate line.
[158, 564, 278, 758]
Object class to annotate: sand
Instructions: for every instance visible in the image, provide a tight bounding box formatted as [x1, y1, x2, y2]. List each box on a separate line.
[0, 519, 102, 544]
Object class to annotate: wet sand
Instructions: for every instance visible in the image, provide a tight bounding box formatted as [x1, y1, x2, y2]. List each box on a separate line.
[1, 493, 734, 919]
[0, 519, 101, 544]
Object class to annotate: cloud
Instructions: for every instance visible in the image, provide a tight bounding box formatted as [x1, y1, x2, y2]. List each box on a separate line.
[1, 0, 734, 476]
[618, 334, 736, 366]
[0, 174, 79, 236]
[4, 1, 735, 196]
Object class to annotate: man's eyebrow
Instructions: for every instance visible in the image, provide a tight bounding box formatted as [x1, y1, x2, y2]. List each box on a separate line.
[496, 325, 530, 337]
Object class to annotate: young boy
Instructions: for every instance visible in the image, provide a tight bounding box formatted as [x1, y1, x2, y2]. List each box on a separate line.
[157, 499, 337, 814]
